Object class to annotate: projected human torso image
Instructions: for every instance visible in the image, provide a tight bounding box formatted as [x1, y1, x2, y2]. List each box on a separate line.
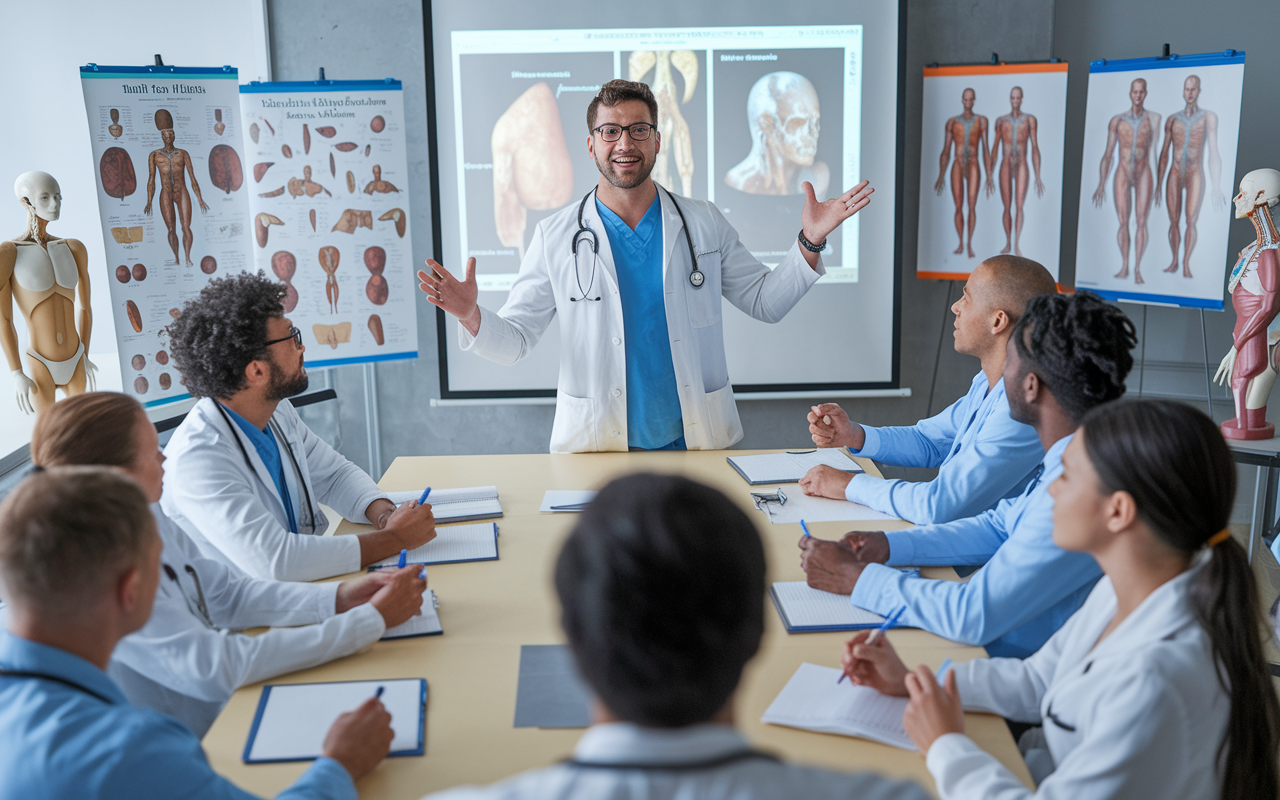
[1091, 78, 1161, 285]
[934, 89, 989, 260]
[991, 87, 1044, 258]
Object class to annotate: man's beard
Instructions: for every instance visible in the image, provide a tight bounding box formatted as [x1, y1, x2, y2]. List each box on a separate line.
[1006, 369, 1039, 428]
[266, 356, 309, 402]
[594, 148, 656, 189]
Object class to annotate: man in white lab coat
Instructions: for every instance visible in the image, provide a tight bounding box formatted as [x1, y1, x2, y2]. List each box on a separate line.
[161, 272, 437, 581]
[420, 80, 874, 453]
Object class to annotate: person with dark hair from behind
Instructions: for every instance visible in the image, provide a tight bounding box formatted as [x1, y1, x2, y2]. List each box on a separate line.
[161, 271, 437, 581]
[416, 473, 929, 800]
[29, 391, 428, 737]
[800, 291, 1137, 657]
[801, 255, 1056, 524]
[841, 398, 1280, 799]
[0, 466, 396, 800]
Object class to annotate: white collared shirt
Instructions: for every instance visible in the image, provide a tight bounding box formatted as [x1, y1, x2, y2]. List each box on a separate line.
[420, 722, 929, 800]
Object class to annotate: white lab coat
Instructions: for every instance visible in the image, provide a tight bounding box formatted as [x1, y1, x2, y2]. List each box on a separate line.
[161, 397, 387, 581]
[461, 190, 824, 453]
[109, 506, 385, 737]
[926, 565, 1229, 799]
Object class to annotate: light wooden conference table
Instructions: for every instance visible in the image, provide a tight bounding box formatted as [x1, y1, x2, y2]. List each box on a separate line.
[204, 450, 1034, 798]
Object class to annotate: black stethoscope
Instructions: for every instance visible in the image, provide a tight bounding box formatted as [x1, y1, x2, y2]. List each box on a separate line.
[570, 186, 705, 303]
[164, 563, 215, 628]
[213, 402, 316, 533]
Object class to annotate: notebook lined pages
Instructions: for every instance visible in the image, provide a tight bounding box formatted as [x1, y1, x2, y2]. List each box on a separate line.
[762, 662, 915, 750]
[371, 523, 498, 566]
[772, 581, 886, 627]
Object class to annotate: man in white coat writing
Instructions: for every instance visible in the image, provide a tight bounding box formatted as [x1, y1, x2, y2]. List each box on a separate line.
[420, 80, 873, 452]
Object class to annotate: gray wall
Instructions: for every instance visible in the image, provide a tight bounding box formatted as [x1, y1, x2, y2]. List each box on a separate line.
[266, 0, 1056, 473]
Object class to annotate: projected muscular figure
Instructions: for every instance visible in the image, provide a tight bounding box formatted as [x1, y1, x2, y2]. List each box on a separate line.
[1091, 79, 1161, 284]
[990, 87, 1044, 257]
[934, 88, 990, 259]
[1156, 75, 1226, 278]
[144, 109, 209, 267]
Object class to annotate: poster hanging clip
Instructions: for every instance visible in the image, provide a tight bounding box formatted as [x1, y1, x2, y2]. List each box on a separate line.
[318, 67, 326, 81]
[154, 54, 164, 67]
[990, 52, 999, 65]
[1161, 43, 1171, 59]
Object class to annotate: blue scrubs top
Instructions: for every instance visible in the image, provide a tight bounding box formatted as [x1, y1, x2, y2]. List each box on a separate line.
[596, 195, 685, 450]
[221, 404, 298, 532]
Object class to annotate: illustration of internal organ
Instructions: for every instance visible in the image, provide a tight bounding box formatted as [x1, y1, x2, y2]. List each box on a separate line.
[110, 226, 144, 243]
[131, 354, 145, 370]
[330, 153, 336, 177]
[207, 145, 244, 194]
[316, 126, 337, 138]
[201, 255, 217, 274]
[259, 186, 285, 198]
[132, 263, 147, 282]
[319, 246, 340, 313]
[254, 162, 274, 182]
[303, 125, 311, 154]
[379, 208, 406, 238]
[261, 118, 275, 135]
[158, 373, 171, 390]
[364, 144, 370, 157]
[109, 108, 123, 138]
[169, 308, 181, 319]
[629, 50, 698, 196]
[363, 165, 399, 194]
[271, 250, 299, 312]
[364, 246, 388, 305]
[346, 171, 355, 193]
[214, 108, 225, 136]
[371, 115, 385, 133]
[125, 300, 142, 333]
[309, 209, 317, 231]
[156, 350, 169, 365]
[287, 165, 331, 198]
[331, 209, 373, 234]
[115, 265, 130, 283]
[250, 123, 260, 143]
[255, 213, 283, 247]
[134, 376, 149, 395]
[281, 144, 293, 158]
[100, 147, 137, 199]
[491, 82, 573, 258]
[368, 314, 384, 345]
[313, 322, 351, 349]
[335, 142, 358, 152]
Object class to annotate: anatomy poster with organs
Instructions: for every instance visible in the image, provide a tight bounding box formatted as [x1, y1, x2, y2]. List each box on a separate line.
[240, 79, 417, 367]
[80, 64, 252, 407]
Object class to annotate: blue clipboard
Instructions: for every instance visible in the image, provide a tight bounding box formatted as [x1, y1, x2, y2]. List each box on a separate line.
[243, 678, 427, 763]
[368, 523, 500, 570]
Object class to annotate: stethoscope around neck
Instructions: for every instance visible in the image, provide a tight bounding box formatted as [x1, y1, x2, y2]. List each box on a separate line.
[213, 402, 316, 533]
[570, 186, 705, 303]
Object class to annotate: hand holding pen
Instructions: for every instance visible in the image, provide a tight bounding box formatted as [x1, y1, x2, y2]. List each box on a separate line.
[837, 605, 911, 696]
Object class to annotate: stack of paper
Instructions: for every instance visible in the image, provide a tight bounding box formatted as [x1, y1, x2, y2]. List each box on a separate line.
[369, 522, 499, 568]
[386, 486, 503, 523]
[382, 588, 442, 640]
[727, 449, 864, 485]
[769, 581, 886, 632]
[762, 662, 915, 750]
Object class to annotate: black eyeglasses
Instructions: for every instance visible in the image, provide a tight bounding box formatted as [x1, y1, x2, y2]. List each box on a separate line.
[263, 326, 302, 349]
[593, 122, 654, 142]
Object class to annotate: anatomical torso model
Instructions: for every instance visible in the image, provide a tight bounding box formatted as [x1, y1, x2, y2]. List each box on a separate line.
[0, 171, 98, 414]
[1215, 168, 1280, 439]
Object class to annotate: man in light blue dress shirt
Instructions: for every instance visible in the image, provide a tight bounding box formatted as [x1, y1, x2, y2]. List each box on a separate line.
[799, 256, 1057, 525]
[0, 467, 394, 800]
[798, 291, 1137, 657]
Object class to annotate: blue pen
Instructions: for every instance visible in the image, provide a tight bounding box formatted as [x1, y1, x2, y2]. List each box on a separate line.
[418, 487, 432, 505]
[419, 566, 428, 581]
[374, 685, 384, 699]
[839, 605, 907, 684]
[397, 549, 407, 569]
[800, 519, 812, 538]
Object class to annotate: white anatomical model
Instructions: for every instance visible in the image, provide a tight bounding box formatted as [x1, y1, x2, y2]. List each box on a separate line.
[725, 71, 828, 196]
[491, 82, 574, 258]
[629, 50, 698, 196]
[0, 171, 98, 414]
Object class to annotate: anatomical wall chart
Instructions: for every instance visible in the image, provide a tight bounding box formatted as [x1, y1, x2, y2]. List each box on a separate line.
[240, 79, 417, 367]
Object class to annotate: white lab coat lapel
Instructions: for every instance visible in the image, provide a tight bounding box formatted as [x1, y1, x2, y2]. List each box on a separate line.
[658, 188, 685, 292]
[577, 196, 620, 297]
[211, 404, 293, 528]
[270, 417, 311, 534]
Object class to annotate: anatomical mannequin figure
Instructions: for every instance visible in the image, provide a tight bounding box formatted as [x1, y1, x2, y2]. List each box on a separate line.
[1215, 168, 1280, 440]
[1156, 74, 1226, 278]
[933, 88, 990, 259]
[491, 82, 574, 259]
[629, 50, 697, 196]
[144, 108, 209, 267]
[726, 71, 829, 197]
[990, 86, 1044, 257]
[1092, 78, 1162, 284]
[0, 171, 98, 414]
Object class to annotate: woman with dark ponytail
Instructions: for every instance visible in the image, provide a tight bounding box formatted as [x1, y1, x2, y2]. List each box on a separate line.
[839, 397, 1280, 799]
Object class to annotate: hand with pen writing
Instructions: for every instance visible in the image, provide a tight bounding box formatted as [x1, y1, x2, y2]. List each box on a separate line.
[840, 630, 909, 695]
[322, 696, 394, 780]
[798, 530, 889, 594]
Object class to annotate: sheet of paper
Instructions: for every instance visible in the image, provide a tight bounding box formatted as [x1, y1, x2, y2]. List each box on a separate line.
[513, 644, 591, 728]
[386, 486, 498, 505]
[756, 489, 897, 524]
[381, 588, 441, 639]
[540, 490, 597, 512]
[246, 678, 424, 761]
[371, 522, 497, 566]
[771, 582, 885, 628]
[762, 662, 915, 751]
[728, 449, 865, 484]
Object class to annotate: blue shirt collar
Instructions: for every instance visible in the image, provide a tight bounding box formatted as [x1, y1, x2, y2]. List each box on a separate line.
[595, 193, 662, 244]
[0, 630, 126, 705]
[219, 402, 274, 446]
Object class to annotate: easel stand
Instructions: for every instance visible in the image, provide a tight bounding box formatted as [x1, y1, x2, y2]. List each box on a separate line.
[1128, 301, 1217, 418]
[926, 280, 958, 417]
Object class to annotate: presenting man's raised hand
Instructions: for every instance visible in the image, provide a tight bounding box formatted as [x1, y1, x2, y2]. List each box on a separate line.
[418, 258, 481, 336]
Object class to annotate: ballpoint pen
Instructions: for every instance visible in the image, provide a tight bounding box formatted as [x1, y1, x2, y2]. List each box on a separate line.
[839, 605, 907, 684]
[374, 686, 385, 699]
[800, 519, 812, 538]
[418, 487, 432, 505]
[398, 549, 408, 569]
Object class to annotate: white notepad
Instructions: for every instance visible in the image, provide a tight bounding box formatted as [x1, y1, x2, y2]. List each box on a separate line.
[769, 581, 886, 632]
[386, 486, 503, 523]
[382, 588, 442, 640]
[755, 489, 898, 524]
[727, 449, 864, 485]
[370, 522, 498, 568]
[763, 662, 914, 750]
[243, 678, 426, 762]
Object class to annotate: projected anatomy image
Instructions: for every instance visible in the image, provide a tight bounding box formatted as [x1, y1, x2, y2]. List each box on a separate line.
[916, 64, 1067, 280]
[145, 108, 210, 268]
[491, 82, 574, 258]
[628, 50, 699, 197]
[1075, 53, 1244, 308]
[725, 71, 828, 197]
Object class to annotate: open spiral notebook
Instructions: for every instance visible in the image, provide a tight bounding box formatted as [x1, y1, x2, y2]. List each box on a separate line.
[386, 486, 503, 523]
